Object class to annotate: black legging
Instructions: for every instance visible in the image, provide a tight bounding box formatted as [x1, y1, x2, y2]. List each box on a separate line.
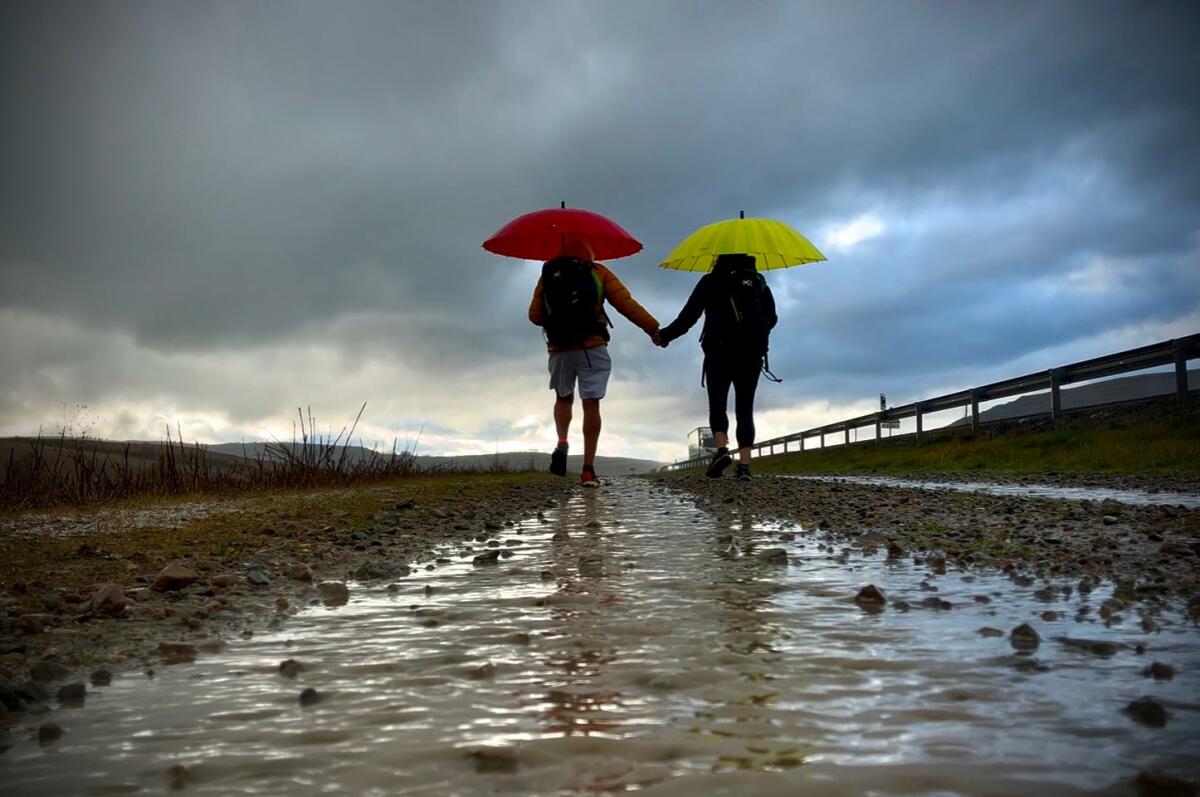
[704, 351, 761, 449]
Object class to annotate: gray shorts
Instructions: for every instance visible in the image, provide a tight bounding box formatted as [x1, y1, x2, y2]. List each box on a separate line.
[548, 345, 612, 400]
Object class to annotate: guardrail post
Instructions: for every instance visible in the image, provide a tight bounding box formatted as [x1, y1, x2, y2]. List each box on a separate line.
[844, 425, 850, 445]
[1049, 368, 1063, 420]
[820, 431, 825, 448]
[969, 389, 980, 432]
[915, 403, 924, 440]
[874, 414, 882, 440]
[1176, 338, 1190, 404]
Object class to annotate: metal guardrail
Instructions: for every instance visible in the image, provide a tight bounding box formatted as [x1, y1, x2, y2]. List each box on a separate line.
[663, 333, 1199, 471]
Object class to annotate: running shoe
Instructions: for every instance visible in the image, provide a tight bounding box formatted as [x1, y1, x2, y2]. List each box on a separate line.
[550, 443, 568, 476]
[705, 448, 733, 479]
[580, 467, 602, 488]
[735, 463, 752, 482]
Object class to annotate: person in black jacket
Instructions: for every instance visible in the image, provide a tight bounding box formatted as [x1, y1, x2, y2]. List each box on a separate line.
[655, 253, 778, 481]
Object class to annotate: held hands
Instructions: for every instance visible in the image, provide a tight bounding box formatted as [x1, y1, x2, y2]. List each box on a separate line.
[650, 328, 668, 348]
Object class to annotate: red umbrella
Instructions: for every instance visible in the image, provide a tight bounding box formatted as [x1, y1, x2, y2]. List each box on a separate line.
[483, 203, 643, 261]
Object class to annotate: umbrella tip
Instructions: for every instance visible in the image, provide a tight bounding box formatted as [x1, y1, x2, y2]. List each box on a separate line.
[739, 210, 745, 219]
[561, 200, 566, 209]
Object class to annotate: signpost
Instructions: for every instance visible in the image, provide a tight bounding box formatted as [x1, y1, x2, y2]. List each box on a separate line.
[879, 393, 900, 431]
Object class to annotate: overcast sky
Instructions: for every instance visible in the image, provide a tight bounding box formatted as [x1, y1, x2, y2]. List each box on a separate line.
[2, 1, 1198, 462]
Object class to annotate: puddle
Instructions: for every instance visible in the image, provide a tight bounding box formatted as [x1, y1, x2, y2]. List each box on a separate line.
[2, 479, 1197, 795]
[789, 475, 1200, 508]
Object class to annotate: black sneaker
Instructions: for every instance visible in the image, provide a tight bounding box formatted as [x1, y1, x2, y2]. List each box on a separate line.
[705, 448, 733, 479]
[735, 463, 752, 482]
[550, 443, 568, 476]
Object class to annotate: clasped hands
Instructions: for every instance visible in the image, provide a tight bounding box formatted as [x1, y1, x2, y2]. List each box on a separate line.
[649, 328, 668, 348]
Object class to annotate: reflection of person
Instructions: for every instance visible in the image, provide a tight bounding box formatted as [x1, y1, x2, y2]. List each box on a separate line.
[655, 254, 777, 481]
[529, 255, 659, 487]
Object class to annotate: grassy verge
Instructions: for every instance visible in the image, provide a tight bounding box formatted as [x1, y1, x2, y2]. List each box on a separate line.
[752, 408, 1200, 477]
[0, 471, 558, 593]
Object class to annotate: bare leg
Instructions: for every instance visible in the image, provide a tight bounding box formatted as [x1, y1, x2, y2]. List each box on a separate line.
[554, 394, 573, 440]
[713, 431, 729, 450]
[582, 398, 601, 467]
[738, 447, 751, 464]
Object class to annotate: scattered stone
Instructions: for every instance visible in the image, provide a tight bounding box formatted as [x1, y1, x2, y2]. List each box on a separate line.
[30, 659, 70, 682]
[921, 597, 953, 610]
[89, 669, 112, 687]
[886, 542, 904, 560]
[1055, 637, 1120, 657]
[153, 562, 199, 592]
[473, 550, 501, 565]
[88, 583, 127, 617]
[578, 554, 604, 577]
[56, 682, 86, 704]
[1123, 696, 1168, 728]
[1010, 623, 1041, 652]
[317, 582, 350, 606]
[978, 627, 1005, 638]
[755, 548, 789, 565]
[551, 530, 569, 542]
[246, 569, 272, 587]
[854, 585, 886, 613]
[353, 561, 405, 581]
[158, 642, 198, 664]
[468, 746, 520, 773]
[38, 721, 63, 744]
[210, 573, 244, 589]
[1134, 769, 1196, 797]
[279, 659, 303, 678]
[467, 662, 496, 680]
[1143, 662, 1176, 681]
[1102, 515, 1119, 525]
[289, 562, 314, 582]
[299, 687, 320, 707]
[166, 763, 190, 790]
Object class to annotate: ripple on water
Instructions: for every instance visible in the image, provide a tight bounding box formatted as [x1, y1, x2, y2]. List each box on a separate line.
[2, 478, 1198, 796]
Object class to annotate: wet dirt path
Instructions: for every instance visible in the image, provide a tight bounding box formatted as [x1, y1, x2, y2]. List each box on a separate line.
[2, 479, 1197, 795]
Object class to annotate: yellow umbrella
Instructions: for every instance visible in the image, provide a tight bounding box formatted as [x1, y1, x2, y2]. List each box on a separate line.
[660, 211, 826, 272]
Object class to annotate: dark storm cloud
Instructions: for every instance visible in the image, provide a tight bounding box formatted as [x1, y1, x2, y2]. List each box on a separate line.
[1, 0, 1198, 443]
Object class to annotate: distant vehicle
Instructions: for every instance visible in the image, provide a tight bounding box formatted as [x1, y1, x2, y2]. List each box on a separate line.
[687, 426, 717, 460]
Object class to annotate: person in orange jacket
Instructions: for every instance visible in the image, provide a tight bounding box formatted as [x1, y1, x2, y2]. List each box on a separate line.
[529, 257, 659, 487]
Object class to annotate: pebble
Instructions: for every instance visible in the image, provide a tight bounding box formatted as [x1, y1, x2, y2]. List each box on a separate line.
[578, 554, 604, 577]
[317, 582, 350, 606]
[88, 583, 127, 617]
[755, 548, 789, 565]
[299, 687, 320, 706]
[1055, 637, 1119, 657]
[157, 642, 198, 664]
[246, 569, 272, 586]
[854, 585, 887, 612]
[89, 669, 112, 687]
[56, 682, 86, 704]
[1143, 662, 1176, 681]
[1010, 623, 1041, 652]
[30, 659, 70, 682]
[1123, 696, 1168, 728]
[279, 658, 303, 678]
[473, 550, 501, 565]
[468, 746, 520, 774]
[152, 562, 199, 592]
[978, 627, 1005, 637]
[38, 721, 63, 744]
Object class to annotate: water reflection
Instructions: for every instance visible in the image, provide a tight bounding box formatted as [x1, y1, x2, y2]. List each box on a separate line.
[1, 479, 1197, 796]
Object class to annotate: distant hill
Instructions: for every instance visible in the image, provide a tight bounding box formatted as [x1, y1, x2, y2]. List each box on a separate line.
[949, 369, 1197, 426]
[208, 443, 661, 474]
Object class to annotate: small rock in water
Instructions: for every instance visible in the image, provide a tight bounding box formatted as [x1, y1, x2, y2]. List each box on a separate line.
[1123, 696, 1168, 728]
[153, 562, 198, 592]
[210, 573, 244, 589]
[279, 659, 303, 678]
[551, 530, 569, 542]
[886, 542, 904, 560]
[1055, 637, 1119, 657]
[978, 627, 1005, 638]
[1010, 623, 1041, 652]
[578, 554, 604, 577]
[755, 548, 789, 565]
[30, 659, 70, 682]
[298, 687, 320, 707]
[921, 597, 953, 611]
[854, 585, 886, 613]
[317, 582, 350, 606]
[246, 569, 271, 587]
[1102, 515, 1119, 525]
[89, 669, 112, 687]
[473, 550, 501, 565]
[1143, 662, 1176, 681]
[56, 682, 86, 704]
[166, 763, 190, 790]
[289, 562, 314, 582]
[1133, 769, 1196, 797]
[158, 642, 198, 664]
[468, 746, 520, 774]
[88, 583, 127, 617]
[467, 662, 497, 680]
[38, 721, 63, 745]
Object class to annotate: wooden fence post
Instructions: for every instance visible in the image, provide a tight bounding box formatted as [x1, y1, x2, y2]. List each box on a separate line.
[970, 389, 980, 432]
[1049, 369, 1063, 420]
[1176, 339, 1190, 404]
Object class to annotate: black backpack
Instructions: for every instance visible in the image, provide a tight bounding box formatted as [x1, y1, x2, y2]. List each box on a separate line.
[540, 258, 607, 347]
[705, 266, 772, 355]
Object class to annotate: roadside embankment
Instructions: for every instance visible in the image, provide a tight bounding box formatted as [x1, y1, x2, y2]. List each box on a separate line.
[751, 399, 1200, 482]
[0, 473, 572, 718]
[656, 474, 1200, 606]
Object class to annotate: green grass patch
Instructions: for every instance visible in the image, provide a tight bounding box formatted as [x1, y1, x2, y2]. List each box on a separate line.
[752, 410, 1200, 477]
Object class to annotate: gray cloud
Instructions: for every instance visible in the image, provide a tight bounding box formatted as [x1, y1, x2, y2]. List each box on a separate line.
[2, 0, 1198, 456]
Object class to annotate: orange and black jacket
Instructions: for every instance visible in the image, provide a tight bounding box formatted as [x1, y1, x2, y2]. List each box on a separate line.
[529, 262, 659, 352]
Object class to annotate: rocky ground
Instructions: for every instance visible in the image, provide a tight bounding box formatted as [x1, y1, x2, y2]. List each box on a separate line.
[656, 473, 1200, 609]
[0, 474, 573, 725]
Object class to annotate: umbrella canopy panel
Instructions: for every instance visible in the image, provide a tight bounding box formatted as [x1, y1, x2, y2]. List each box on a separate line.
[483, 207, 643, 262]
[660, 217, 826, 272]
